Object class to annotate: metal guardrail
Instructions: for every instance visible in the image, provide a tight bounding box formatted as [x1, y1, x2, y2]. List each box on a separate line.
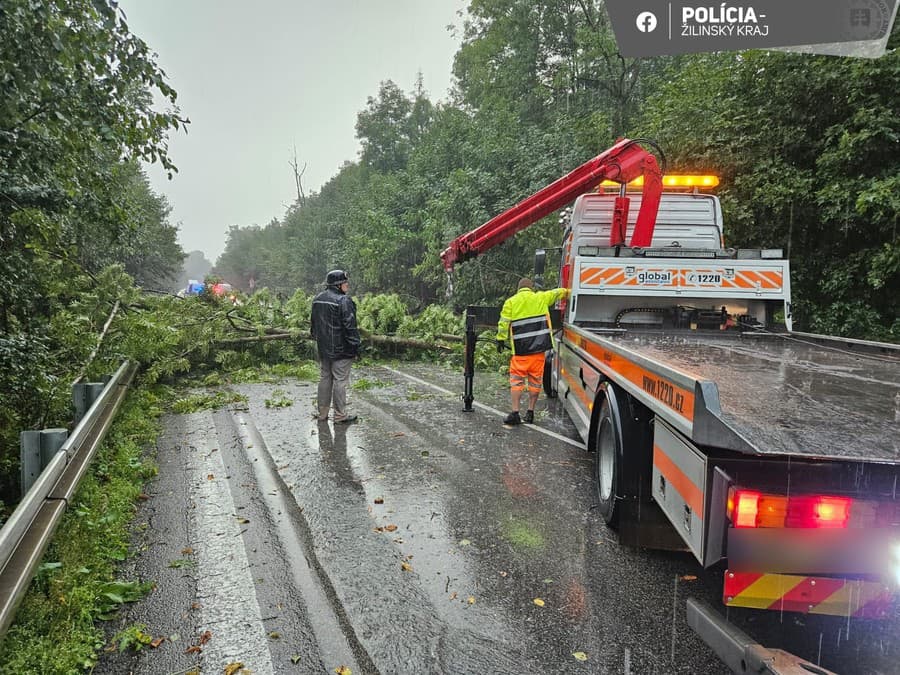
[0, 361, 137, 636]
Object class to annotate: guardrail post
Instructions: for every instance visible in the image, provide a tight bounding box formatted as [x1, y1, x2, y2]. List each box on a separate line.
[73, 382, 106, 424]
[19, 432, 40, 496]
[19, 429, 68, 494]
[41, 429, 68, 467]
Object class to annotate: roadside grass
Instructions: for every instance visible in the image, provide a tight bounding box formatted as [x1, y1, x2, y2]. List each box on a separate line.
[0, 388, 161, 673]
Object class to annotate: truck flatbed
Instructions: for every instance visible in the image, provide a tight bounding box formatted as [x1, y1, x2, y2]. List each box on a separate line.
[588, 330, 900, 463]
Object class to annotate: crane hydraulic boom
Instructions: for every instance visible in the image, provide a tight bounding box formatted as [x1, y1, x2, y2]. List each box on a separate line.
[440, 138, 663, 272]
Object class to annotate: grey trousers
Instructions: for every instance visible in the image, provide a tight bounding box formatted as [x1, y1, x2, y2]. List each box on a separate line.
[317, 357, 353, 418]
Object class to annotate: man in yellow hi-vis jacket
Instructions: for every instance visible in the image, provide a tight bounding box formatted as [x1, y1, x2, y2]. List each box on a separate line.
[496, 278, 570, 425]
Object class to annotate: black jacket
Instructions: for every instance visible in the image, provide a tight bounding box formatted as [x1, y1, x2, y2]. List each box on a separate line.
[310, 286, 361, 360]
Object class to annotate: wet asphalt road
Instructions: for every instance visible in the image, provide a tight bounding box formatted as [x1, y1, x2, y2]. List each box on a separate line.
[97, 362, 900, 674]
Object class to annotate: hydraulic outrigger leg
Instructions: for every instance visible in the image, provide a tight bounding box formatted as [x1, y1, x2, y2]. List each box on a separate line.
[686, 599, 836, 675]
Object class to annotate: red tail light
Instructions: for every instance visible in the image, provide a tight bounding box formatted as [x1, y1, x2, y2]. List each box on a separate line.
[728, 489, 854, 529]
[786, 496, 851, 529]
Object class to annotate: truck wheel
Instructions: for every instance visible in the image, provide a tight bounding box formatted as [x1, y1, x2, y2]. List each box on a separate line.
[543, 351, 557, 398]
[593, 386, 636, 527]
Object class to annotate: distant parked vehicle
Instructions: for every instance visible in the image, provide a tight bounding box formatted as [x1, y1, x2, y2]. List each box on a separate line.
[183, 279, 205, 296]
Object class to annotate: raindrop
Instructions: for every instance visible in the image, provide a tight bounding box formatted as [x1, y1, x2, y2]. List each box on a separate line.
[670, 574, 678, 664]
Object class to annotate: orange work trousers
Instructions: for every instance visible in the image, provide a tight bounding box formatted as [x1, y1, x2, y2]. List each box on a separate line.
[509, 352, 545, 393]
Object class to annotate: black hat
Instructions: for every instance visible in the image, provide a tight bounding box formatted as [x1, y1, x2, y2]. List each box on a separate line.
[326, 269, 349, 285]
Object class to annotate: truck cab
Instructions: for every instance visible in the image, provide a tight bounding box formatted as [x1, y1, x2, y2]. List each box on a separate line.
[562, 187, 790, 334]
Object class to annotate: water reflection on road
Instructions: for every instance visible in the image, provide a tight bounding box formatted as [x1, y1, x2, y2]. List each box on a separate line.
[234, 361, 899, 674]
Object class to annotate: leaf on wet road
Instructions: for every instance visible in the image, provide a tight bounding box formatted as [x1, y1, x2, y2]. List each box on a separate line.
[459, 539, 470, 546]
[198, 630, 212, 645]
[207, 474, 215, 480]
[236, 517, 250, 524]
[184, 645, 201, 654]
[181, 547, 194, 555]
[467, 596, 476, 604]
[449, 592, 457, 600]
[499, 571, 508, 577]
[680, 574, 697, 581]
[572, 651, 588, 661]
[533, 598, 545, 607]
[268, 631, 281, 639]
[224, 663, 244, 675]
[291, 655, 302, 664]
[384, 524, 398, 532]
[401, 562, 413, 572]
[150, 636, 165, 648]
[374, 497, 384, 504]
[335, 666, 352, 675]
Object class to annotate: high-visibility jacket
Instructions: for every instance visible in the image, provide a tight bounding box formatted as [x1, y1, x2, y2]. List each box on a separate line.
[497, 287, 568, 355]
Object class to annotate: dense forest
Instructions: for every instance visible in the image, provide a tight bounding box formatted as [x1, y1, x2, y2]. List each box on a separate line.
[215, 3, 899, 342]
[2, 0, 898, 504]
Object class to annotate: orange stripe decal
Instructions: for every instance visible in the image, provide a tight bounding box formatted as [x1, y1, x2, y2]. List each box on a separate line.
[561, 369, 593, 409]
[653, 445, 704, 518]
[565, 328, 694, 421]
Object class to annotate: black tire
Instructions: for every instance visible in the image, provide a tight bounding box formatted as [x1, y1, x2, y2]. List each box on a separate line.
[593, 385, 641, 527]
[542, 351, 558, 398]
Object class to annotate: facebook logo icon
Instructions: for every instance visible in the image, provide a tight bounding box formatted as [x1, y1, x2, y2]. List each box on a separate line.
[636, 11, 658, 32]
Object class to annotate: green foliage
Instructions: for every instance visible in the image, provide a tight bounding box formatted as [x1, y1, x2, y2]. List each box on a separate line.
[227, 362, 319, 383]
[167, 558, 197, 570]
[0, 388, 162, 671]
[264, 390, 294, 408]
[171, 390, 248, 414]
[351, 377, 390, 391]
[112, 624, 153, 653]
[0, 0, 187, 499]
[283, 289, 313, 331]
[397, 305, 465, 340]
[96, 581, 154, 621]
[357, 294, 411, 334]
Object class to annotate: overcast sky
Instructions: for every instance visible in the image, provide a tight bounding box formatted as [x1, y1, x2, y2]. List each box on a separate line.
[117, 1, 467, 263]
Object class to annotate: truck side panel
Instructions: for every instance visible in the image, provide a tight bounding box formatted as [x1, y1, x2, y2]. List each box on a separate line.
[652, 418, 708, 559]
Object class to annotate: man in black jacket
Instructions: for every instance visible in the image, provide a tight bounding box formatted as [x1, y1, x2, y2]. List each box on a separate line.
[310, 269, 361, 423]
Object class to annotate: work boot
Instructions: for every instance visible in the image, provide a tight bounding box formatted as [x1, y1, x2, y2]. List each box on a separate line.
[334, 414, 358, 424]
[503, 411, 521, 426]
[523, 410, 534, 424]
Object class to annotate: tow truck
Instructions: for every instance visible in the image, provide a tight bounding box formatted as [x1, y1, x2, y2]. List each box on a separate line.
[441, 138, 900, 673]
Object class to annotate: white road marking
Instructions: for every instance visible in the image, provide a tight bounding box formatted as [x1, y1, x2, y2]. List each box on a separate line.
[380, 365, 586, 450]
[188, 411, 275, 674]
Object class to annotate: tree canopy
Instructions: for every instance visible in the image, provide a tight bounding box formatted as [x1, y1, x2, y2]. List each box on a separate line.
[0, 0, 187, 499]
[216, 2, 898, 342]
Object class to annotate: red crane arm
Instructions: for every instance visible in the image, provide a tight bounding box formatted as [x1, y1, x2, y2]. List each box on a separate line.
[440, 138, 663, 271]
